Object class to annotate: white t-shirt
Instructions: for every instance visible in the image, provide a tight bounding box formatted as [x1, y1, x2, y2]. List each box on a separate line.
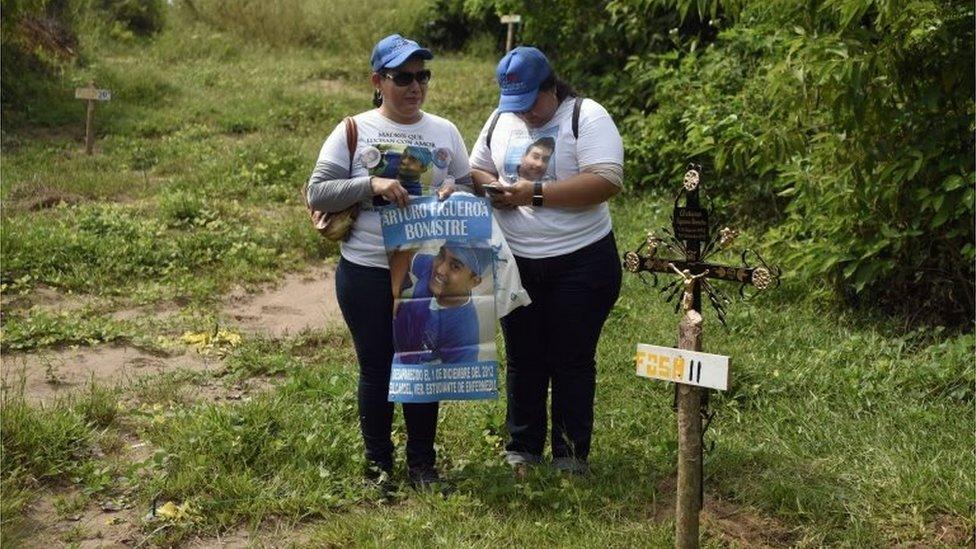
[315, 109, 472, 268]
[469, 98, 624, 258]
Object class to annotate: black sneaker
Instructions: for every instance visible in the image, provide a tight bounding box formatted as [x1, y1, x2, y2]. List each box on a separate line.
[408, 466, 452, 495]
[551, 456, 590, 475]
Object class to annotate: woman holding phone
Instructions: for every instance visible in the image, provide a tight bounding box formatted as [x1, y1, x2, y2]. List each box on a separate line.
[469, 47, 624, 475]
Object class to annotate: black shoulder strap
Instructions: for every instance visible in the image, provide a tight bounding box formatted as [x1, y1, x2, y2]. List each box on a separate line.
[485, 110, 502, 153]
[572, 96, 583, 140]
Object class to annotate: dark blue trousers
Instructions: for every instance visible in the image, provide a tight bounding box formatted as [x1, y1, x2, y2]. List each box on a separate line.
[501, 232, 622, 461]
[335, 257, 438, 471]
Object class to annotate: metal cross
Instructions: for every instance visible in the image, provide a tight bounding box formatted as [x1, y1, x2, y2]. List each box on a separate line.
[622, 164, 781, 545]
[622, 164, 781, 326]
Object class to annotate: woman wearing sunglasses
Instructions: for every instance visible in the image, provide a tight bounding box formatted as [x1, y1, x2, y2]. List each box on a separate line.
[305, 34, 473, 492]
[469, 47, 624, 475]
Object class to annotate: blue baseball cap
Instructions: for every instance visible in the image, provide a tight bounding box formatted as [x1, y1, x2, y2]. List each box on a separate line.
[443, 242, 492, 277]
[495, 46, 552, 113]
[371, 34, 433, 72]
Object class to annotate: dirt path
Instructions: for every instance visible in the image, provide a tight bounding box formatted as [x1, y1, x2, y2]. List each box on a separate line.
[0, 346, 214, 403]
[4, 263, 343, 547]
[226, 265, 342, 337]
[0, 263, 342, 403]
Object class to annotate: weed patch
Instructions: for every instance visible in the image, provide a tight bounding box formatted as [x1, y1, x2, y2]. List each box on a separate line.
[1, 396, 93, 483]
[0, 308, 128, 352]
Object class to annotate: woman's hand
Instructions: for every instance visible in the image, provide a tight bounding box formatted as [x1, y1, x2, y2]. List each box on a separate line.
[492, 179, 534, 208]
[371, 176, 410, 207]
[490, 173, 621, 209]
[436, 182, 455, 201]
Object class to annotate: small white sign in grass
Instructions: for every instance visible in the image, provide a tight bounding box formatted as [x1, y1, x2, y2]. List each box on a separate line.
[635, 343, 729, 391]
[74, 87, 112, 101]
[75, 81, 112, 154]
[501, 14, 522, 51]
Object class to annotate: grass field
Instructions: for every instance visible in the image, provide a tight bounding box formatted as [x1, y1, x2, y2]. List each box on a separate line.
[1, 10, 973, 548]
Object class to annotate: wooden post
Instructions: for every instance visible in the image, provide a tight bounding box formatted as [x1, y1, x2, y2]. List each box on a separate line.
[75, 81, 111, 155]
[676, 309, 703, 549]
[623, 164, 779, 549]
[500, 15, 521, 52]
[84, 95, 95, 155]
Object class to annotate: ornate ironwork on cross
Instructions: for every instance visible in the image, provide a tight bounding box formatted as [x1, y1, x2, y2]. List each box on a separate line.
[623, 164, 781, 325]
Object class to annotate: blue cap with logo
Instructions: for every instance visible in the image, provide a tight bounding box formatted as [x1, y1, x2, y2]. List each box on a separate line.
[443, 241, 492, 277]
[495, 46, 552, 113]
[371, 34, 433, 72]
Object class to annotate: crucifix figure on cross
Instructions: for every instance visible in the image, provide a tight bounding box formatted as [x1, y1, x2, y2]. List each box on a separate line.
[623, 164, 781, 549]
[623, 164, 780, 325]
[669, 263, 708, 312]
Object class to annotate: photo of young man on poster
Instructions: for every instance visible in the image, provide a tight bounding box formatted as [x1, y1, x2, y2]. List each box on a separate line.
[381, 192, 520, 403]
[391, 241, 493, 365]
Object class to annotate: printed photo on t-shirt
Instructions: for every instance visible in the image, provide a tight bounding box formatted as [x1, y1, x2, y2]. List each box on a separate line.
[501, 127, 558, 184]
[360, 143, 454, 206]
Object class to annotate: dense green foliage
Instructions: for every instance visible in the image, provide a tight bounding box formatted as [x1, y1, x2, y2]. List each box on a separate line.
[418, 0, 503, 51]
[0, 0, 85, 107]
[99, 0, 166, 37]
[454, 0, 975, 326]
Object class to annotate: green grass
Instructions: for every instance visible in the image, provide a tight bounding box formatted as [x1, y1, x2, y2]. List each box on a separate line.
[124, 293, 973, 546]
[1, 7, 973, 548]
[0, 379, 128, 545]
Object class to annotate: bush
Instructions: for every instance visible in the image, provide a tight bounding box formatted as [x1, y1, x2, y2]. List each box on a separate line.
[464, 0, 975, 326]
[0, 0, 85, 110]
[418, 0, 502, 52]
[99, 0, 166, 37]
[750, 1, 972, 324]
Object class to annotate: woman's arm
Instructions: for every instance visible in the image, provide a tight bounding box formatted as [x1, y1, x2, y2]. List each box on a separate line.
[306, 161, 372, 212]
[470, 168, 500, 197]
[494, 168, 621, 208]
[307, 162, 411, 210]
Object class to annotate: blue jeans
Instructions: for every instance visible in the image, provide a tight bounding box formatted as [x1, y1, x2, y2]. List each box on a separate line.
[335, 257, 439, 471]
[501, 232, 622, 461]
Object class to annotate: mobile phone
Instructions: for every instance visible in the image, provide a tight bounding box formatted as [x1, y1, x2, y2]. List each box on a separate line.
[483, 184, 505, 196]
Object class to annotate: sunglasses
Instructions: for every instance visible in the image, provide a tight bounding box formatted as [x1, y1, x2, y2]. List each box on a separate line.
[382, 69, 432, 86]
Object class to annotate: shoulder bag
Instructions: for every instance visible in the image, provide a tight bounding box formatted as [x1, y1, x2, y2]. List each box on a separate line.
[303, 117, 361, 241]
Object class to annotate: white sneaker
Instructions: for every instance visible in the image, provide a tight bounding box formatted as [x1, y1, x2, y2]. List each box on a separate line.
[505, 451, 541, 467]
